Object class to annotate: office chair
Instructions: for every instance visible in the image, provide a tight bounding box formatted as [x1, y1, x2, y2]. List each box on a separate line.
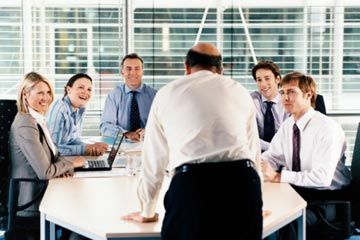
[0, 99, 48, 239]
[0, 100, 18, 231]
[306, 122, 360, 239]
[315, 94, 327, 115]
[349, 122, 360, 228]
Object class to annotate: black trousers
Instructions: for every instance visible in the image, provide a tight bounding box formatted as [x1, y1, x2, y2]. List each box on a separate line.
[161, 160, 263, 240]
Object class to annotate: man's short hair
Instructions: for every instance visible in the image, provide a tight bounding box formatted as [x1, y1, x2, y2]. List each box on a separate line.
[185, 49, 222, 70]
[280, 71, 317, 108]
[121, 53, 144, 68]
[251, 60, 281, 80]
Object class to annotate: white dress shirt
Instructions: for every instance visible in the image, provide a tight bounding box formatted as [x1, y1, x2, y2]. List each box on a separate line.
[138, 70, 261, 217]
[251, 91, 289, 151]
[29, 107, 57, 156]
[262, 108, 351, 190]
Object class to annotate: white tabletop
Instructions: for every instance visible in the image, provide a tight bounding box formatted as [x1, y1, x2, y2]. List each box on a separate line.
[40, 177, 306, 239]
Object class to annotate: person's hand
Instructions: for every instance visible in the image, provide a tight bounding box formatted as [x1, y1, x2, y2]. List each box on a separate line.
[261, 160, 281, 183]
[58, 172, 74, 178]
[138, 128, 145, 142]
[85, 142, 108, 156]
[122, 212, 159, 223]
[124, 128, 144, 142]
[262, 210, 271, 217]
[72, 156, 86, 168]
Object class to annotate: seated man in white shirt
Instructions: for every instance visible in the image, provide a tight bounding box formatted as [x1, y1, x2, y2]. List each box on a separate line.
[261, 71, 351, 238]
[262, 71, 350, 197]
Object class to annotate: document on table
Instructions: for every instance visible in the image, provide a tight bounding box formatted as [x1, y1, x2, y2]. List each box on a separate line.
[121, 141, 142, 153]
[73, 168, 127, 178]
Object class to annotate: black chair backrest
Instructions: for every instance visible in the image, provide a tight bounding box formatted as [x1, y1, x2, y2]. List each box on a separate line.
[0, 99, 17, 229]
[315, 94, 327, 115]
[351, 122, 360, 182]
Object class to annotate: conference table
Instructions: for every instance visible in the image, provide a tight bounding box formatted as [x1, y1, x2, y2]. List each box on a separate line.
[40, 174, 306, 240]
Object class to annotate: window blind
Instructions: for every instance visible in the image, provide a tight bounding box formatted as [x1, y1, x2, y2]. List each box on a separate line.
[0, 0, 360, 164]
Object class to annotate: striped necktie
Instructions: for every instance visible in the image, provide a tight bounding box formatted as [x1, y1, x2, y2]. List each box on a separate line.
[292, 123, 301, 172]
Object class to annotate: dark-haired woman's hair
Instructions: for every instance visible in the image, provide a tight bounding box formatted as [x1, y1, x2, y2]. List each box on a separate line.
[63, 73, 92, 99]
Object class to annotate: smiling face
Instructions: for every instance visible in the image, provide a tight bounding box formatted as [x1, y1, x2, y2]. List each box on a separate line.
[121, 58, 144, 90]
[24, 81, 52, 114]
[255, 68, 280, 101]
[66, 77, 92, 109]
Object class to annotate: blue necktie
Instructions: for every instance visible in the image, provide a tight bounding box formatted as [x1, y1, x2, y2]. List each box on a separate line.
[292, 124, 301, 172]
[130, 91, 141, 131]
[263, 101, 275, 142]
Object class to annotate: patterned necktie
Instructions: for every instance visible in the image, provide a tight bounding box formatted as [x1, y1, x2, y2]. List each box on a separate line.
[263, 101, 275, 142]
[292, 123, 301, 172]
[130, 91, 141, 131]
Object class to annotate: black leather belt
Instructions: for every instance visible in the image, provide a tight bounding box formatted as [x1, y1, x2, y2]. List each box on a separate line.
[174, 159, 254, 175]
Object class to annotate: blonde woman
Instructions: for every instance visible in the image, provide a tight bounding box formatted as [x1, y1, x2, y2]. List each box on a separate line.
[9, 72, 85, 221]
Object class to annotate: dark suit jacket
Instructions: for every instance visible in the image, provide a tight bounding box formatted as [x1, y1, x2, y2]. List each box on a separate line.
[315, 94, 327, 115]
[9, 112, 74, 217]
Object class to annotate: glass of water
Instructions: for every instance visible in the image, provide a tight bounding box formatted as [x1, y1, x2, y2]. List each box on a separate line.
[125, 152, 141, 176]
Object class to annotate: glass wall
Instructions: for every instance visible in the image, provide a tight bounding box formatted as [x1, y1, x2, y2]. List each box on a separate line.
[0, 0, 359, 163]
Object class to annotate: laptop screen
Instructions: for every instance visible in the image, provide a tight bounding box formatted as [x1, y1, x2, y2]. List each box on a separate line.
[107, 132, 125, 165]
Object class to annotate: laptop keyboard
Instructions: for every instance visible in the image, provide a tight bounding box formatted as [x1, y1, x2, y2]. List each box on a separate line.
[87, 160, 107, 168]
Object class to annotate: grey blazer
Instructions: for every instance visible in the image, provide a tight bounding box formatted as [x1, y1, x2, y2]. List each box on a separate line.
[9, 112, 74, 217]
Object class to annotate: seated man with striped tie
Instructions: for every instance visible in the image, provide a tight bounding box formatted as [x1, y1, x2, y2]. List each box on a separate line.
[250, 60, 289, 152]
[100, 53, 157, 142]
[261, 72, 351, 238]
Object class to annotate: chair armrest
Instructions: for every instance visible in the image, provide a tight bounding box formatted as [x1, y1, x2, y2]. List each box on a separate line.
[309, 200, 351, 206]
[7, 178, 48, 232]
[8, 178, 48, 211]
[308, 200, 352, 238]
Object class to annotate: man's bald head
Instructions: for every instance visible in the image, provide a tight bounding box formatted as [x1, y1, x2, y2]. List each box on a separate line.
[191, 43, 221, 56]
[185, 42, 223, 74]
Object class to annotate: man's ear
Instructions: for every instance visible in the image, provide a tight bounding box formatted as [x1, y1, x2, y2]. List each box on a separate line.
[184, 62, 191, 75]
[307, 92, 313, 100]
[275, 76, 281, 85]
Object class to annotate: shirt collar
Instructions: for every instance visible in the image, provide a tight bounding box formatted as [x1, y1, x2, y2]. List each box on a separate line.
[28, 107, 46, 125]
[261, 92, 281, 105]
[188, 70, 216, 79]
[124, 83, 144, 94]
[291, 107, 315, 132]
[63, 96, 85, 115]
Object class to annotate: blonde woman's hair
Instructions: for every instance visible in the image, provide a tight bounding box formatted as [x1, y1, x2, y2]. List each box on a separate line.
[17, 72, 54, 113]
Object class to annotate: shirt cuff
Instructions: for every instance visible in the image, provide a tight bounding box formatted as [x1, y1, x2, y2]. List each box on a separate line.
[140, 200, 157, 218]
[280, 169, 297, 184]
[80, 143, 86, 155]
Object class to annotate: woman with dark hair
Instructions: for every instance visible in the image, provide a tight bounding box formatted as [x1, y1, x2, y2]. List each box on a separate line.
[47, 73, 108, 156]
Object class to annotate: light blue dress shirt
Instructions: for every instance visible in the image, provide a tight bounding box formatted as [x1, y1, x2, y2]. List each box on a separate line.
[251, 91, 289, 151]
[47, 96, 86, 155]
[100, 83, 157, 137]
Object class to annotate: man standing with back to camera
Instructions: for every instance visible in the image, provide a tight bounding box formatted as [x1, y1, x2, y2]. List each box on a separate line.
[123, 43, 263, 240]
